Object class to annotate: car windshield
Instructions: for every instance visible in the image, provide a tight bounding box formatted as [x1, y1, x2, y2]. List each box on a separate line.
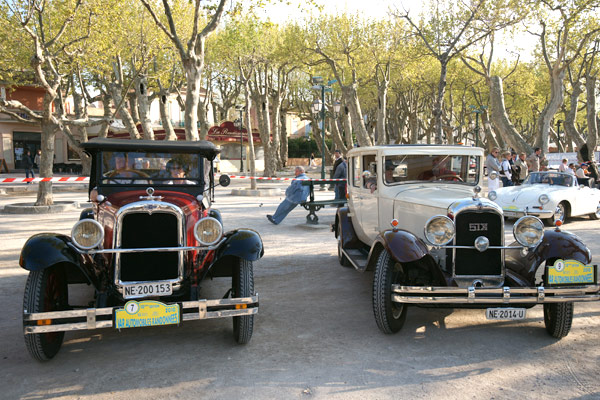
[524, 172, 574, 187]
[99, 151, 203, 186]
[382, 154, 479, 185]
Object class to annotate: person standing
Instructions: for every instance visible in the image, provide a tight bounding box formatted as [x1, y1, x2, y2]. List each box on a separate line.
[332, 150, 347, 201]
[266, 166, 311, 225]
[515, 152, 528, 184]
[500, 151, 514, 187]
[526, 147, 541, 172]
[558, 158, 569, 172]
[485, 147, 501, 191]
[309, 153, 316, 167]
[23, 149, 35, 184]
[34, 149, 41, 171]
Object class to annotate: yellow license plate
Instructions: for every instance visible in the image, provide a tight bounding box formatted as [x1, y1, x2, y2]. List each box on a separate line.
[115, 300, 180, 329]
[546, 259, 597, 285]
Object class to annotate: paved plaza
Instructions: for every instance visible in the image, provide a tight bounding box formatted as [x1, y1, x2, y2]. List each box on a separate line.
[1, 179, 599, 399]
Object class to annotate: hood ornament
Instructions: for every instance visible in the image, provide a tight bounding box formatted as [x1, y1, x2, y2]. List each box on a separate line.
[139, 187, 163, 201]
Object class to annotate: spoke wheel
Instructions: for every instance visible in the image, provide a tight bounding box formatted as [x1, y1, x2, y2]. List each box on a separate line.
[372, 250, 407, 334]
[23, 266, 68, 361]
[553, 202, 567, 224]
[232, 258, 254, 344]
[543, 302, 573, 339]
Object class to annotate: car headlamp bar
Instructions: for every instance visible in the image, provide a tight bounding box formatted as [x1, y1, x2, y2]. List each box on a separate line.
[67, 237, 227, 254]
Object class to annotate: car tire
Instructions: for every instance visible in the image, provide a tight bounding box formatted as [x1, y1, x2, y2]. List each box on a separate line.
[337, 238, 351, 267]
[372, 249, 407, 334]
[232, 258, 254, 344]
[23, 266, 68, 361]
[543, 302, 573, 339]
[589, 202, 600, 220]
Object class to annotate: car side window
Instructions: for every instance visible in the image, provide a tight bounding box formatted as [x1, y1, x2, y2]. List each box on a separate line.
[352, 156, 362, 187]
[362, 154, 377, 193]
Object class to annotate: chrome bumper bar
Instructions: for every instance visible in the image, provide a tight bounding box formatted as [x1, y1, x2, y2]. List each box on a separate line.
[503, 209, 553, 218]
[391, 285, 600, 304]
[68, 237, 227, 255]
[23, 295, 258, 334]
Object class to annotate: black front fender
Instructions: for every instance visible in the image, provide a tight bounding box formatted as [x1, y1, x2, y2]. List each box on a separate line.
[20, 233, 100, 289]
[215, 229, 264, 262]
[20, 234, 80, 271]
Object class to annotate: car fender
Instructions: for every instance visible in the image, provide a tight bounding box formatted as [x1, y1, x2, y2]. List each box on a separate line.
[206, 229, 264, 278]
[505, 229, 592, 284]
[19, 233, 100, 289]
[215, 229, 264, 262]
[376, 229, 429, 264]
[335, 206, 361, 249]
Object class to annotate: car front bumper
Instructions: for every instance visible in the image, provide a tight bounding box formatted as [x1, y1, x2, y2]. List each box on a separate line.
[23, 295, 258, 334]
[392, 285, 600, 304]
[502, 208, 554, 219]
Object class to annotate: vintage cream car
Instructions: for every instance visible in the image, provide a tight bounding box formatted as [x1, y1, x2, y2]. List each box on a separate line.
[333, 145, 599, 338]
[488, 171, 600, 225]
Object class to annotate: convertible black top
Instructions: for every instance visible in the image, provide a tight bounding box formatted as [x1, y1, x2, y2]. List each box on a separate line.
[81, 138, 220, 160]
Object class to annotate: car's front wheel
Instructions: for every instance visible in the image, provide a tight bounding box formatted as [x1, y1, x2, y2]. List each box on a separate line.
[232, 258, 254, 344]
[544, 302, 573, 339]
[545, 201, 568, 226]
[23, 265, 68, 361]
[372, 249, 407, 334]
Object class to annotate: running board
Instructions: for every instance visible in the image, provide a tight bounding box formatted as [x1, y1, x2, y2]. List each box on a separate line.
[342, 248, 368, 271]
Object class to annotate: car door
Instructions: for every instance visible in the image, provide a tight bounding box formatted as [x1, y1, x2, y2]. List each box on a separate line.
[358, 153, 379, 243]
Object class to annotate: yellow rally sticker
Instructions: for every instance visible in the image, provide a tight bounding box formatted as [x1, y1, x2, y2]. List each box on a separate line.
[547, 259, 595, 285]
[504, 205, 518, 210]
[115, 300, 180, 329]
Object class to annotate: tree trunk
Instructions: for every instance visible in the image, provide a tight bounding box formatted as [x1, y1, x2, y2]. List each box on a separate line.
[279, 109, 288, 168]
[159, 92, 177, 141]
[36, 123, 55, 206]
[198, 101, 210, 140]
[98, 94, 111, 139]
[341, 85, 371, 147]
[489, 76, 531, 154]
[109, 83, 140, 139]
[135, 75, 154, 140]
[129, 94, 140, 125]
[536, 67, 565, 152]
[183, 62, 201, 141]
[564, 82, 586, 152]
[376, 83, 388, 145]
[433, 59, 448, 144]
[331, 118, 347, 154]
[585, 75, 598, 163]
[243, 87, 257, 190]
[341, 103, 353, 149]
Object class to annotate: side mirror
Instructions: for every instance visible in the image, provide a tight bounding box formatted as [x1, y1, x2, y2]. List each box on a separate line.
[219, 174, 231, 187]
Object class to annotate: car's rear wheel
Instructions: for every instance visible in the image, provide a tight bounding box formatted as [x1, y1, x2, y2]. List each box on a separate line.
[589, 201, 600, 220]
[23, 265, 68, 361]
[543, 302, 573, 339]
[337, 238, 351, 267]
[232, 258, 254, 344]
[372, 249, 407, 334]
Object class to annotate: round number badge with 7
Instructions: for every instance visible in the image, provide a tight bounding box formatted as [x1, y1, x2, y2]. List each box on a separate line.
[125, 301, 139, 314]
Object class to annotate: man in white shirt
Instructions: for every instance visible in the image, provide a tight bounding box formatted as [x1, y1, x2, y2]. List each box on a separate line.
[485, 147, 501, 191]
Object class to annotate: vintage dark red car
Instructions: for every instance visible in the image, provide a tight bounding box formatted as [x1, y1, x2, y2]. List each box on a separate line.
[20, 138, 262, 361]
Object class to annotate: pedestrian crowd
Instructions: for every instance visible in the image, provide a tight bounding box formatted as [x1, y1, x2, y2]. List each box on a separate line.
[486, 146, 597, 189]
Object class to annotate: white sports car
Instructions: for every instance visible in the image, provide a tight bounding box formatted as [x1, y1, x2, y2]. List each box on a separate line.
[488, 171, 600, 225]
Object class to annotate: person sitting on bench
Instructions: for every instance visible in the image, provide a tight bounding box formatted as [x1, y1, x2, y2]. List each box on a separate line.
[266, 166, 311, 225]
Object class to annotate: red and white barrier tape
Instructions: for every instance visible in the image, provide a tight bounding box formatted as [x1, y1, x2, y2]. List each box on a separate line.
[1, 175, 346, 184]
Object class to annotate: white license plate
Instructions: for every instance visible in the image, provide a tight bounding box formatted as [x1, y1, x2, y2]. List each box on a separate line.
[503, 211, 519, 217]
[486, 308, 526, 320]
[123, 282, 172, 299]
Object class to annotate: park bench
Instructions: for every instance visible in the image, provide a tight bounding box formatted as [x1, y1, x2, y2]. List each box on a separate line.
[300, 179, 347, 225]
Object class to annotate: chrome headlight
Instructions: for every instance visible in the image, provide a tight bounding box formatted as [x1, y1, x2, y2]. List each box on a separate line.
[424, 215, 455, 246]
[513, 216, 544, 248]
[488, 191, 497, 201]
[194, 217, 223, 246]
[539, 194, 549, 205]
[489, 171, 498, 180]
[71, 219, 104, 250]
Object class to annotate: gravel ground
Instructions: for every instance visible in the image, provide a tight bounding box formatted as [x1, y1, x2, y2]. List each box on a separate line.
[1, 180, 599, 400]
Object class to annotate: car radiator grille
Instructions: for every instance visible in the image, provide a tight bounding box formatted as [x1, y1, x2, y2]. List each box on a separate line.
[119, 212, 179, 282]
[453, 211, 502, 276]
